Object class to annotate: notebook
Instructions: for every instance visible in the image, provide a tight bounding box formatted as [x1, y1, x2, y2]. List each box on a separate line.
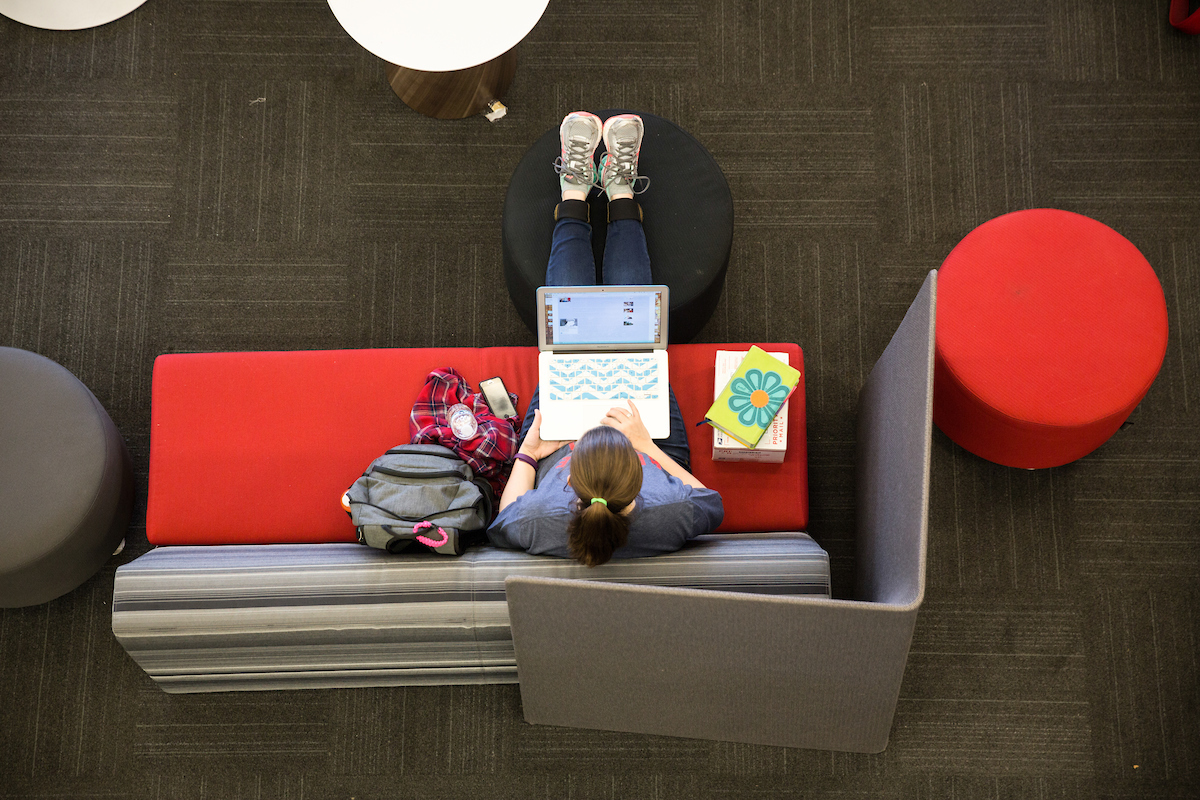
[704, 346, 801, 448]
[535, 285, 671, 441]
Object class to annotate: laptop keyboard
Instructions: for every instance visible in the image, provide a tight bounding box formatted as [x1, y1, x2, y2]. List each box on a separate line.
[546, 355, 663, 401]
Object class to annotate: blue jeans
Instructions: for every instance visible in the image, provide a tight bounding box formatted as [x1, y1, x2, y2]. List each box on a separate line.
[546, 217, 653, 285]
[522, 217, 691, 472]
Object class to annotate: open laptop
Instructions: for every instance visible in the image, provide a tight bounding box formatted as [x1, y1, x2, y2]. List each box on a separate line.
[536, 284, 670, 441]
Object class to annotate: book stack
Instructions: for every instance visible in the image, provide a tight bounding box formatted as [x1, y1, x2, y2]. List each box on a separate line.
[707, 347, 800, 463]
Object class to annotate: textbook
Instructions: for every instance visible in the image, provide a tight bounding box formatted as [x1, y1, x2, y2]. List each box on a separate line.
[712, 350, 789, 462]
[705, 346, 801, 450]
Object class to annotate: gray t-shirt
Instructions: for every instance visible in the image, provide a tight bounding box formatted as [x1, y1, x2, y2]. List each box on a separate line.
[486, 444, 724, 559]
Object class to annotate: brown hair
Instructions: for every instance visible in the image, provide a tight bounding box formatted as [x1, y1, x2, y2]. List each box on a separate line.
[567, 426, 643, 566]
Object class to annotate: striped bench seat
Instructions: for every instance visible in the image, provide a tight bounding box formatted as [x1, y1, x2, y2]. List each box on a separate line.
[112, 534, 829, 693]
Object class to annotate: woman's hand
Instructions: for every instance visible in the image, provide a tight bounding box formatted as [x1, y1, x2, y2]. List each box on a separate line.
[520, 409, 567, 461]
[601, 400, 654, 453]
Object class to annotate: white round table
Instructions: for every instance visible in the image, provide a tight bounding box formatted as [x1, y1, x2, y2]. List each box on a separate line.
[0, 0, 149, 30]
[327, 0, 549, 119]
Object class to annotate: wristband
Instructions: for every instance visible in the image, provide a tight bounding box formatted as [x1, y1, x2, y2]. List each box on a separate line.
[514, 453, 538, 470]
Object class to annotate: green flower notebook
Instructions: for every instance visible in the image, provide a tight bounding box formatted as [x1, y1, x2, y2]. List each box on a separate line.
[704, 346, 801, 448]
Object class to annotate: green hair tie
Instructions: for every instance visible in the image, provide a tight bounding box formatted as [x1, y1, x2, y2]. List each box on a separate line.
[590, 497, 608, 507]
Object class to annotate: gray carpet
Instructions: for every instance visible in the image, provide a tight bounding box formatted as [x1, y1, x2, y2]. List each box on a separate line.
[1, 1, 1198, 797]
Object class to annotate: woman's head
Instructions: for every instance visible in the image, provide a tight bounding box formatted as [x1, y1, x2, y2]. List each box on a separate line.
[567, 425, 643, 566]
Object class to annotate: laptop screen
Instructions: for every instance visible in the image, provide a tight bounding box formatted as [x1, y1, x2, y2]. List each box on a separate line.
[540, 287, 666, 348]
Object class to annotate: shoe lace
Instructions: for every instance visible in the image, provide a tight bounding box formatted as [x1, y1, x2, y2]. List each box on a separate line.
[553, 135, 599, 189]
[603, 139, 651, 195]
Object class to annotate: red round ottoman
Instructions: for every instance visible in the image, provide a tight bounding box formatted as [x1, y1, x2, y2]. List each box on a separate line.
[934, 209, 1168, 469]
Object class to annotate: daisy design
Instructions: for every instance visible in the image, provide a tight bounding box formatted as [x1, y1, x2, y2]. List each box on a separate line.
[728, 368, 789, 428]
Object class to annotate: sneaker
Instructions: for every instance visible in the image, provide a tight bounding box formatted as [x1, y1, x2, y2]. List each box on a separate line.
[555, 112, 602, 198]
[600, 114, 649, 200]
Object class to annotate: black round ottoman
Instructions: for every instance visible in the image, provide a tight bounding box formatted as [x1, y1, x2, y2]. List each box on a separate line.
[503, 110, 733, 344]
[0, 347, 133, 607]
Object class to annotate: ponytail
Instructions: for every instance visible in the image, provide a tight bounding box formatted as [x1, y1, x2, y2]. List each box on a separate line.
[567, 427, 642, 567]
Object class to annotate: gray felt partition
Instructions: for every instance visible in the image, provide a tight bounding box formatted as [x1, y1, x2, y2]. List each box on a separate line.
[505, 270, 936, 753]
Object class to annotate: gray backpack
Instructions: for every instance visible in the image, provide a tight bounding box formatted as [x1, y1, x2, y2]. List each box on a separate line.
[343, 444, 495, 556]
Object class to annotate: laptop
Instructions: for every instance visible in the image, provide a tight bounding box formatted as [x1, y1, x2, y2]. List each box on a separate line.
[535, 284, 671, 441]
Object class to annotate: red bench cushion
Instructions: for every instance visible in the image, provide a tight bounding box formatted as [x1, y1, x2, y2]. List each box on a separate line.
[147, 344, 807, 544]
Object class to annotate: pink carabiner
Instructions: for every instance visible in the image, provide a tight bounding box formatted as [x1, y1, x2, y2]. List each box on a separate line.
[412, 520, 448, 548]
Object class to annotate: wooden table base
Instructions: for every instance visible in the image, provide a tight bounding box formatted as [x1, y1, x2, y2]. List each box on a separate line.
[386, 49, 517, 119]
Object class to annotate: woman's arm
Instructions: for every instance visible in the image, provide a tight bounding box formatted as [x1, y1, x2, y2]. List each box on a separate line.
[601, 401, 707, 490]
[497, 409, 567, 513]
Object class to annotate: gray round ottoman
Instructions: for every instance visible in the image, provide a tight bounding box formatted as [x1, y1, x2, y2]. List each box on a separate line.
[0, 347, 133, 607]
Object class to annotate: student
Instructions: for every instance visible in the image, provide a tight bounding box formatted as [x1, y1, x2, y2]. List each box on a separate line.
[487, 112, 723, 566]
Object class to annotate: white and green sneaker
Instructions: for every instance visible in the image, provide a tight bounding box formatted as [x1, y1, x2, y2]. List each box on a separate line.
[554, 111, 602, 200]
[600, 114, 649, 200]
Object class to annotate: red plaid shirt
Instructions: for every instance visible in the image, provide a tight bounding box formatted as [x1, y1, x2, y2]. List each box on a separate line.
[409, 368, 519, 497]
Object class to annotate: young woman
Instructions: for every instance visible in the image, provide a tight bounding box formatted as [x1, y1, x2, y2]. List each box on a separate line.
[486, 112, 723, 566]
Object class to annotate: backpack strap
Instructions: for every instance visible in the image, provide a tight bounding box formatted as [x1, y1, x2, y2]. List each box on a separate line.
[358, 524, 414, 552]
[473, 476, 496, 523]
[427, 528, 464, 556]
[359, 523, 465, 554]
